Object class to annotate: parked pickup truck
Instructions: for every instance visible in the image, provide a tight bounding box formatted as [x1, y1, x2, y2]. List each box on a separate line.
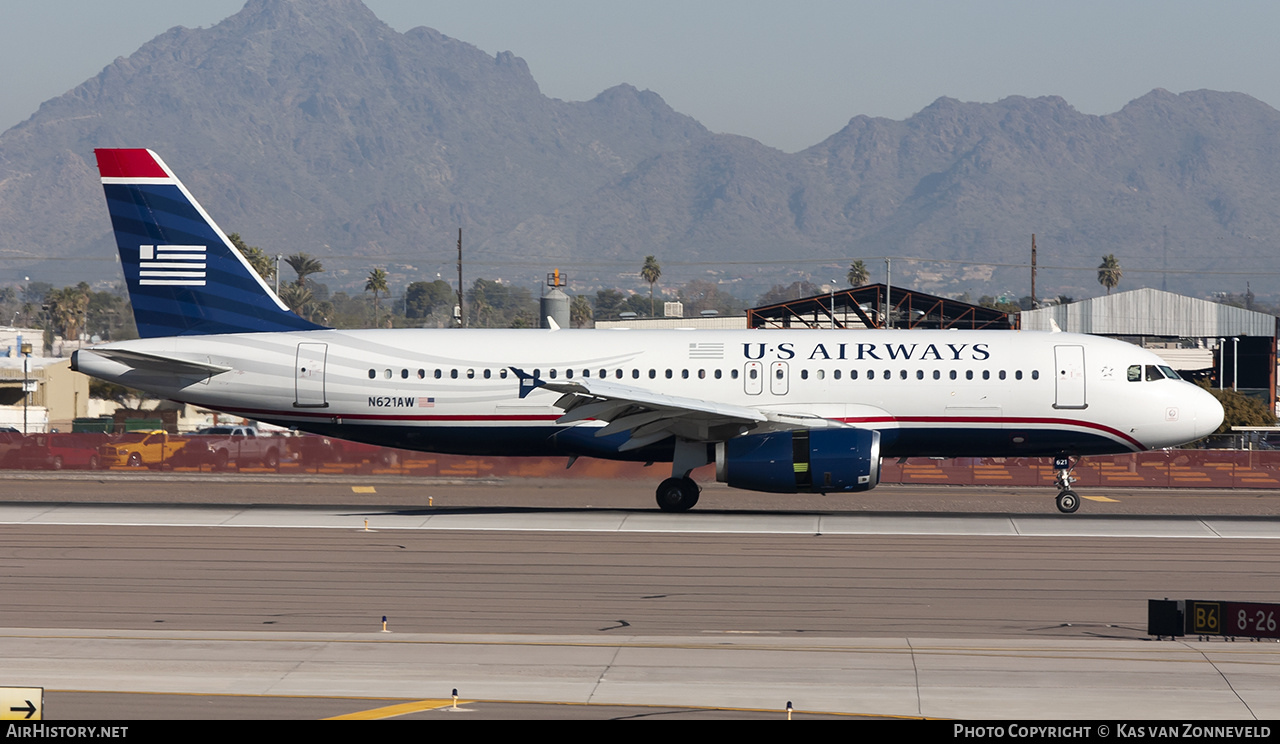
[175, 426, 282, 469]
[98, 430, 187, 469]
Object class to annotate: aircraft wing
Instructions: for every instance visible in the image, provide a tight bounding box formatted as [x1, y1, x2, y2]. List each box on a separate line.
[87, 348, 233, 377]
[513, 368, 830, 451]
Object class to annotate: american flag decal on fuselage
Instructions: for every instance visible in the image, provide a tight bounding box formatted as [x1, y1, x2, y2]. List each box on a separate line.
[139, 244, 206, 286]
[689, 342, 724, 359]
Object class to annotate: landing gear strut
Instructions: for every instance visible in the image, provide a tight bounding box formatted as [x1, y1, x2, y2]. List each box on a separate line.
[1053, 456, 1080, 514]
[656, 477, 700, 512]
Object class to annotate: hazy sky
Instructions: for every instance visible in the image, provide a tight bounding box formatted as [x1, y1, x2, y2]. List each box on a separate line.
[4, 1, 1280, 153]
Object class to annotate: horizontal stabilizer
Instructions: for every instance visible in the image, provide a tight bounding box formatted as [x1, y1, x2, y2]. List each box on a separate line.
[89, 348, 233, 377]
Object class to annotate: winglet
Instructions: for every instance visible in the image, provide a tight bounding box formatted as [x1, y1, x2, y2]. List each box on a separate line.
[509, 367, 545, 399]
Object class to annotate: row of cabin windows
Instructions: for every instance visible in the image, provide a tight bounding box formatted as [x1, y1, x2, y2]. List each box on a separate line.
[796, 368, 1039, 381]
[368, 367, 1042, 382]
[367, 367, 741, 380]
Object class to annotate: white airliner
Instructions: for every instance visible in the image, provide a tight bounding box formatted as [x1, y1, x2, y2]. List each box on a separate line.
[72, 149, 1224, 513]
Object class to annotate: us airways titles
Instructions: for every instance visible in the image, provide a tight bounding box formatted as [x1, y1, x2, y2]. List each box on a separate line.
[743, 342, 992, 362]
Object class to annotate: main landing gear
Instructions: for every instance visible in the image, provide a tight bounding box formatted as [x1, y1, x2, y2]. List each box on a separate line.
[656, 477, 700, 513]
[1053, 456, 1080, 514]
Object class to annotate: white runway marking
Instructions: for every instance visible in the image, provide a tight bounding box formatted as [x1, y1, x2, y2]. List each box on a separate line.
[2, 504, 1279, 539]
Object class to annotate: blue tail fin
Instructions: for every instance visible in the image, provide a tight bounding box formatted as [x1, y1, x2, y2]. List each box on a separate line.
[95, 148, 328, 337]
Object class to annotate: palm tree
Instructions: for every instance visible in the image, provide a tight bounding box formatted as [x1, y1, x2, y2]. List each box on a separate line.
[285, 253, 324, 288]
[227, 233, 275, 284]
[278, 284, 314, 319]
[1097, 254, 1123, 295]
[847, 260, 869, 287]
[365, 268, 389, 327]
[641, 255, 662, 316]
[46, 286, 89, 351]
[570, 294, 593, 328]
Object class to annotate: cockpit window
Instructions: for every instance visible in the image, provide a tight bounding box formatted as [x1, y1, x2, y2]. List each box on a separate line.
[1159, 365, 1181, 380]
[1127, 365, 1141, 382]
[1145, 365, 1163, 381]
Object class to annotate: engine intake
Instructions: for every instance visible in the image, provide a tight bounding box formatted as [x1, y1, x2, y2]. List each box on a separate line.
[715, 428, 881, 493]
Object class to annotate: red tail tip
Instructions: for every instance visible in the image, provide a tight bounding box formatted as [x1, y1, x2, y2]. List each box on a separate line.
[95, 148, 168, 179]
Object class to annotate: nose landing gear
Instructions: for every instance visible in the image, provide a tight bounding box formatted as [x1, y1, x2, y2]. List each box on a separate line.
[1054, 456, 1080, 514]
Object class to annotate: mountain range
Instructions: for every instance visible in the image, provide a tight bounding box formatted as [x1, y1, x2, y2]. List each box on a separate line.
[2, 0, 1279, 302]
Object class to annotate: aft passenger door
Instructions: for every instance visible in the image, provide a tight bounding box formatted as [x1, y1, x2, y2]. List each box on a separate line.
[1053, 345, 1087, 409]
[295, 343, 328, 408]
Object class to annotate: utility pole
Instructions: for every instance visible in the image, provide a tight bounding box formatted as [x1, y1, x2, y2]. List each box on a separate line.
[1161, 226, 1168, 293]
[20, 341, 32, 434]
[456, 228, 465, 328]
[1030, 234, 1037, 306]
[884, 258, 892, 329]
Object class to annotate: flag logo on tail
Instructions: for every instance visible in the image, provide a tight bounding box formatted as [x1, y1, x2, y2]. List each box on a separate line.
[139, 245, 207, 286]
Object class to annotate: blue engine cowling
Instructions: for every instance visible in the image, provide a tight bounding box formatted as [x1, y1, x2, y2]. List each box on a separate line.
[715, 428, 881, 494]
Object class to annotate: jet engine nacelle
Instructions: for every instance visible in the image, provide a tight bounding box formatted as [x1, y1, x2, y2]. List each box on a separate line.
[715, 428, 881, 494]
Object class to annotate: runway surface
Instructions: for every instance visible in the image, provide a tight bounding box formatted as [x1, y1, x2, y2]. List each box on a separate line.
[2, 474, 1279, 720]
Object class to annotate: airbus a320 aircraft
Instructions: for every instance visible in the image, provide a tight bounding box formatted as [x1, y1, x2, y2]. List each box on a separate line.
[72, 149, 1224, 513]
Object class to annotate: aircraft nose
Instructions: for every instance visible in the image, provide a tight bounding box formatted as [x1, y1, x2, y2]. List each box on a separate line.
[1191, 386, 1225, 440]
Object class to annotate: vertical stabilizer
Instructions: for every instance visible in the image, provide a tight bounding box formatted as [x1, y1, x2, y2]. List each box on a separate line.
[96, 148, 327, 337]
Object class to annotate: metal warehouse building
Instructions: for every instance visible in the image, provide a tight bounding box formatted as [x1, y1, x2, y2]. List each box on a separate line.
[1020, 288, 1277, 403]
